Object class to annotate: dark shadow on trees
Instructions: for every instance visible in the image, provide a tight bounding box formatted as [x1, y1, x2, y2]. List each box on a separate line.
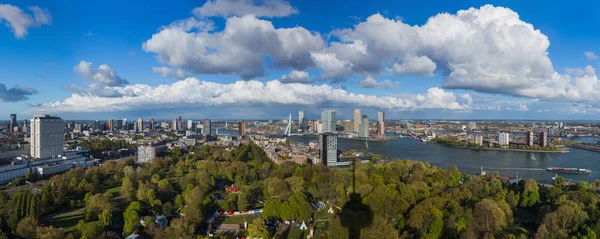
[339, 159, 373, 239]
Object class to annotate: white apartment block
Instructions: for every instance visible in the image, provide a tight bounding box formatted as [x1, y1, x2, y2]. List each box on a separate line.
[31, 115, 64, 159]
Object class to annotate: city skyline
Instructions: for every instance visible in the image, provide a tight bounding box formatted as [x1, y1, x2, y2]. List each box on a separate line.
[2, 0, 600, 120]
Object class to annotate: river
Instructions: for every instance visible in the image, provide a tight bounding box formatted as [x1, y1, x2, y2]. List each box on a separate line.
[287, 135, 600, 183]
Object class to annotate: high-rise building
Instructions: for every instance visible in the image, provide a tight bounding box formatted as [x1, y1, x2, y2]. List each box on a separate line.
[321, 110, 336, 133]
[22, 119, 29, 134]
[319, 132, 338, 166]
[149, 118, 154, 130]
[377, 111, 385, 135]
[107, 119, 113, 131]
[122, 119, 128, 130]
[137, 118, 143, 133]
[94, 120, 100, 131]
[526, 131, 534, 146]
[475, 135, 483, 146]
[187, 120, 197, 132]
[203, 119, 212, 137]
[298, 110, 307, 132]
[177, 116, 183, 131]
[559, 122, 564, 129]
[31, 115, 64, 159]
[539, 132, 547, 147]
[172, 118, 177, 131]
[468, 121, 477, 131]
[498, 132, 510, 146]
[353, 109, 361, 132]
[9, 114, 16, 133]
[238, 121, 247, 137]
[138, 146, 156, 163]
[359, 115, 369, 138]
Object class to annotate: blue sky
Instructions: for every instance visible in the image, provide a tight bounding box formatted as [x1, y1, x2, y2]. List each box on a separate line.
[1, 0, 600, 120]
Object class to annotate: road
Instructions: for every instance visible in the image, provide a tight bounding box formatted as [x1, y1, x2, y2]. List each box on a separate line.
[4, 180, 47, 195]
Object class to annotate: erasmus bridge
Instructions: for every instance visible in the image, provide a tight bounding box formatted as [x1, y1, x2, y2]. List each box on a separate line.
[283, 113, 301, 137]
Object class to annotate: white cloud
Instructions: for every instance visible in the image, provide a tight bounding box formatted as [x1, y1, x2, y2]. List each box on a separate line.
[36, 78, 470, 113]
[359, 76, 399, 88]
[584, 51, 598, 61]
[166, 17, 214, 32]
[74, 61, 129, 86]
[392, 55, 436, 77]
[153, 67, 190, 80]
[280, 70, 309, 83]
[0, 83, 37, 102]
[517, 104, 528, 111]
[193, 0, 298, 18]
[0, 4, 51, 38]
[143, 15, 324, 79]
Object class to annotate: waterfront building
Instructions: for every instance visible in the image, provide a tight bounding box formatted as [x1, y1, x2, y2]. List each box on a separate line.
[359, 115, 369, 138]
[203, 119, 212, 136]
[526, 131, 534, 146]
[539, 132, 548, 147]
[353, 109, 361, 132]
[468, 121, 477, 131]
[318, 132, 338, 166]
[321, 110, 336, 133]
[107, 119, 113, 132]
[498, 132, 510, 146]
[238, 121, 247, 137]
[31, 115, 64, 159]
[9, 114, 17, 133]
[475, 135, 483, 146]
[377, 111, 385, 135]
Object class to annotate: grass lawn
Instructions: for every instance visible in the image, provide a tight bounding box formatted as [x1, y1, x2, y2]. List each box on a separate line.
[315, 209, 334, 221]
[286, 226, 306, 239]
[222, 214, 259, 224]
[104, 185, 121, 195]
[41, 207, 85, 232]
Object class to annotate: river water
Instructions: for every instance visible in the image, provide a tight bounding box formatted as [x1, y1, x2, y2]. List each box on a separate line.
[288, 135, 600, 182]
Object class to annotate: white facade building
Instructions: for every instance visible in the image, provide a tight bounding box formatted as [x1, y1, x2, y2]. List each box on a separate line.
[359, 115, 369, 138]
[138, 146, 156, 163]
[498, 132, 510, 146]
[30, 115, 64, 159]
[321, 110, 336, 133]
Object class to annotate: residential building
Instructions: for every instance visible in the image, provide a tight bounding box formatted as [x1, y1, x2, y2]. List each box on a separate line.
[31, 115, 64, 159]
[137, 118, 143, 133]
[172, 118, 177, 131]
[526, 131, 534, 146]
[359, 115, 369, 138]
[238, 121, 247, 137]
[319, 132, 338, 166]
[107, 119, 113, 131]
[187, 120, 196, 132]
[321, 110, 336, 133]
[468, 121, 477, 131]
[353, 109, 361, 132]
[203, 119, 212, 137]
[498, 132, 510, 146]
[377, 111, 385, 135]
[138, 146, 156, 163]
[475, 135, 483, 146]
[9, 114, 16, 133]
[539, 132, 548, 147]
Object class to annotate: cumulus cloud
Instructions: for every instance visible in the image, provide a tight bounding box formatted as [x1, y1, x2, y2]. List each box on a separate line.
[0, 83, 37, 102]
[0, 4, 51, 38]
[143, 15, 324, 79]
[392, 55, 436, 77]
[359, 76, 398, 88]
[27, 102, 41, 107]
[74, 61, 129, 86]
[193, 0, 298, 18]
[584, 51, 598, 61]
[153, 67, 190, 80]
[36, 78, 470, 113]
[280, 71, 309, 83]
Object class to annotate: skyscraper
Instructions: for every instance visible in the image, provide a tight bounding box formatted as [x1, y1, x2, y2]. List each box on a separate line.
[172, 118, 177, 131]
[94, 120, 100, 131]
[22, 119, 29, 134]
[31, 115, 64, 159]
[107, 119, 113, 132]
[498, 132, 510, 146]
[203, 119, 212, 137]
[359, 115, 369, 138]
[137, 118, 143, 133]
[353, 109, 361, 132]
[319, 132, 338, 166]
[539, 132, 547, 147]
[187, 120, 196, 132]
[321, 110, 336, 133]
[149, 118, 154, 130]
[526, 131, 534, 146]
[238, 121, 247, 137]
[177, 116, 183, 131]
[9, 114, 16, 133]
[298, 110, 306, 132]
[377, 111, 385, 135]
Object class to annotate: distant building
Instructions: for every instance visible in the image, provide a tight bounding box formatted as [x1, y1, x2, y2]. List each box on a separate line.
[22, 119, 29, 135]
[298, 110, 305, 132]
[468, 121, 477, 131]
[498, 132, 510, 146]
[318, 132, 338, 166]
[9, 114, 16, 133]
[172, 118, 177, 131]
[377, 111, 385, 135]
[526, 131, 534, 146]
[177, 116, 183, 131]
[475, 135, 483, 146]
[138, 146, 156, 163]
[94, 120, 100, 131]
[539, 132, 547, 147]
[203, 119, 212, 137]
[559, 122, 564, 129]
[31, 115, 64, 159]
[187, 120, 196, 132]
[137, 118, 143, 133]
[353, 109, 361, 132]
[148, 118, 154, 130]
[321, 110, 336, 133]
[359, 115, 369, 138]
[107, 119, 113, 132]
[238, 121, 247, 137]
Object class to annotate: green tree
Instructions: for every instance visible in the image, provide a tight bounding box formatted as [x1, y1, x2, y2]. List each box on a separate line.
[247, 218, 271, 239]
[123, 201, 142, 236]
[164, 219, 194, 239]
[472, 199, 507, 235]
[519, 179, 540, 208]
[16, 217, 37, 238]
[36, 226, 66, 239]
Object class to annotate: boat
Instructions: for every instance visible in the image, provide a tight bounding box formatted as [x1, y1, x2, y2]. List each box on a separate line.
[500, 172, 522, 183]
[546, 167, 591, 174]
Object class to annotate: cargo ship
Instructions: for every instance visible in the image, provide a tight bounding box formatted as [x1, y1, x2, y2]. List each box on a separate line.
[546, 167, 591, 174]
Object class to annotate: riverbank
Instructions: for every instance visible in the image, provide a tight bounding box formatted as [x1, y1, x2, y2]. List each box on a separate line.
[436, 144, 569, 153]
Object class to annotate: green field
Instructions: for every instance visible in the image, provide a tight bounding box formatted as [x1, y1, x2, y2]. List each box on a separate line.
[41, 207, 85, 232]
